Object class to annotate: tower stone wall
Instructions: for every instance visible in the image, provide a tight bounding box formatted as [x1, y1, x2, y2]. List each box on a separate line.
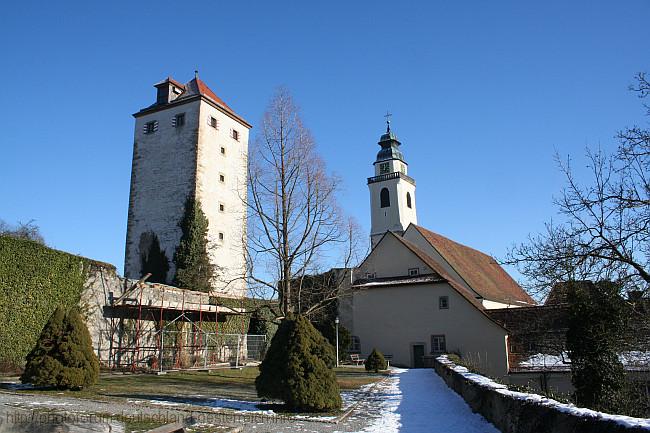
[125, 75, 250, 297]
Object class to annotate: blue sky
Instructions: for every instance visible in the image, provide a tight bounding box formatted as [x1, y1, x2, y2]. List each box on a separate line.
[1, 1, 649, 280]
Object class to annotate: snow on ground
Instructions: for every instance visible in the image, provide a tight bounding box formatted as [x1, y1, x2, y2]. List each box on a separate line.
[343, 368, 499, 433]
[126, 383, 377, 422]
[438, 355, 650, 430]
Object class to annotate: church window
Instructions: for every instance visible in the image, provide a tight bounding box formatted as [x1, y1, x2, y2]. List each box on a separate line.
[219, 173, 225, 183]
[439, 296, 449, 309]
[349, 336, 361, 353]
[408, 267, 419, 277]
[218, 232, 225, 242]
[144, 121, 158, 134]
[380, 188, 390, 208]
[220, 146, 226, 155]
[431, 335, 446, 353]
[379, 162, 390, 174]
[219, 202, 225, 212]
[231, 129, 240, 141]
[407, 192, 412, 208]
[173, 113, 185, 127]
[208, 116, 218, 129]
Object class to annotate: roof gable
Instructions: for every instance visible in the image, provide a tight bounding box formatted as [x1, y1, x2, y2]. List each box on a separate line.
[408, 225, 535, 305]
[356, 231, 509, 330]
[357, 231, 436, 278]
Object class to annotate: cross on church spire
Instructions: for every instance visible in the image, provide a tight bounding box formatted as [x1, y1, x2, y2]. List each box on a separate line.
[384, 111, 392, 132]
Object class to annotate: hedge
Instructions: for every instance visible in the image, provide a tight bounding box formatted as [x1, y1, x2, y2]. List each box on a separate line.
[0, 236, 110, 371]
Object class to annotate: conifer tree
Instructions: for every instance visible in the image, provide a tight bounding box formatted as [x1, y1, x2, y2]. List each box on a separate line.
[140, 232, 169, 284]
[21, 306, 99, 389]
[173, 197, 215, 292]
[256, 315, 341, 412]
[365, 348, 387, 372]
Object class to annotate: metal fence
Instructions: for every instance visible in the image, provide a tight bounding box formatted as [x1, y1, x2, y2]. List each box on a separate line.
[108, 330, 267, 372]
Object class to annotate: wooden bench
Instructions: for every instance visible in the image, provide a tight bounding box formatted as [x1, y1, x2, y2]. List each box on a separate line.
[145, 421, 186, 433]
[350, 353, 365, 365]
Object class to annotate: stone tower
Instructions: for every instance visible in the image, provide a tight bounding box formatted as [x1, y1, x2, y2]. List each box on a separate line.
[125, 73, 250, 297]
[368, 121, 417, 248]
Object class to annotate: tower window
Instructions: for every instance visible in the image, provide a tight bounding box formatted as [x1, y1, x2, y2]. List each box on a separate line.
[173, 113, 185, 127]
[219, 203, 225, 212]
[143, 121, 158, 134]
[208, 116, 218, 129]
[220, 146, 226, 155]
[219, 174, 225, 183]
[407, 192, 412, 208]
[218, 232, 225, 242]
[231, 129, 240, 141]
[380, 188, 390, 208]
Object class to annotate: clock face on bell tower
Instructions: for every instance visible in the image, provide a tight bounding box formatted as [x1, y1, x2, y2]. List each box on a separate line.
[379, 162, 390, 174]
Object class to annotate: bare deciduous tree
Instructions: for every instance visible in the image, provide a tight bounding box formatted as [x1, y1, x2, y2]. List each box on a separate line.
[0, 219, 45, 245]
[245, 88, 365, 317]
[505, 73, 650, 300]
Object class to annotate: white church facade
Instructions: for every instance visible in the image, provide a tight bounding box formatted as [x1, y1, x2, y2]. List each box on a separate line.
[124, 73, 250, 297]
[342, 122, 536, 378]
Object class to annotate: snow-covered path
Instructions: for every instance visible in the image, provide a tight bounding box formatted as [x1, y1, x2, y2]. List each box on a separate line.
[356, 368, 500, 433]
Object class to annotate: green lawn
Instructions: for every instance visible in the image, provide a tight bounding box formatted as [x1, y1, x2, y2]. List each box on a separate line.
[10, 366, 385, 402]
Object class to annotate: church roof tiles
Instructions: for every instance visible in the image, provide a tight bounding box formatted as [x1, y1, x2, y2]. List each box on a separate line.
[411, 225, 535, 305]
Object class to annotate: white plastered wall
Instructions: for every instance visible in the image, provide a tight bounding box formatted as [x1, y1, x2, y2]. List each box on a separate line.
[351, 233, 509, 378]
[196, 101, 249, 298]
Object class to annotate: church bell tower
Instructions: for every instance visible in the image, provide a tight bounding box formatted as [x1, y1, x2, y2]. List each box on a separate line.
[368, 118, 417, 248]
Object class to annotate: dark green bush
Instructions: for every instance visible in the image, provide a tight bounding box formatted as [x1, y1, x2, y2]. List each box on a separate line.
[315, 320, 351, 363]
[365, 348, 387, 372]
[567, 281, 626, 412]
[256, 315, 341, 412]
[247, 310, 268, 336]
[140, 231, 169, 284]
[21, 306, 99, 389]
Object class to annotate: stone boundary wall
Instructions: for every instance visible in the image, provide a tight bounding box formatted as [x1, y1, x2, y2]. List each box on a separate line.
[433, 356, 650, 433]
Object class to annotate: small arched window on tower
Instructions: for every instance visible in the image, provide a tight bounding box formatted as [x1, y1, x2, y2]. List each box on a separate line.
[406, 192, 412, 209]
[380, 188, 390, 208]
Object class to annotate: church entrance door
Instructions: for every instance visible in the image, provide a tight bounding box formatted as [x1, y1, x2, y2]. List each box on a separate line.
[412, 344, 425, 368]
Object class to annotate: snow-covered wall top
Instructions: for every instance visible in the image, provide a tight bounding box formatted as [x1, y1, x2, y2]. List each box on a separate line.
[435, 355, 650, 433]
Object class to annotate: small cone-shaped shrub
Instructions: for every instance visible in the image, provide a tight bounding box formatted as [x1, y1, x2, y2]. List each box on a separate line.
[365, 348, 387, 373]
[21, 306, 99, 389]
[256, 315, 341, 412]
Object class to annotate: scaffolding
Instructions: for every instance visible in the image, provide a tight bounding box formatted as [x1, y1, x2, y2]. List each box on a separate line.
[103, 279, 267, 372]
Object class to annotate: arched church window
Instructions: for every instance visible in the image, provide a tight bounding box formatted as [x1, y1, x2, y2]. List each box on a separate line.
[380, 188, 390, 208]
[407, 192, 412, 208]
